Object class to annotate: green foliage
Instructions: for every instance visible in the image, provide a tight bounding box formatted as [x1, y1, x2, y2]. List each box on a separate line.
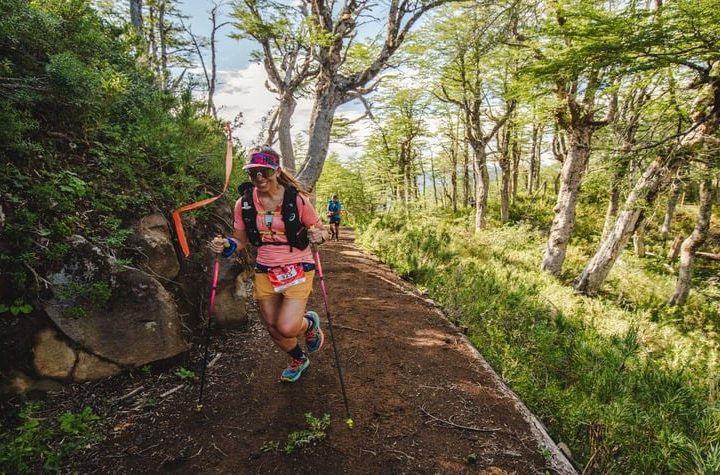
[0, 0, 228, 310]
[0, 299, 33, 316]
[283, 413, 331, 454]
[357, 211, 720, 473]
[174, 367, 196, 380]
[258, 412, 331, 455]
[0, 402, 101, 474]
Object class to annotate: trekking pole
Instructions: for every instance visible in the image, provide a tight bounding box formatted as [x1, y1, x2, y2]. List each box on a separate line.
[311, 243, 354, 429]
[196, 253, 221, 411]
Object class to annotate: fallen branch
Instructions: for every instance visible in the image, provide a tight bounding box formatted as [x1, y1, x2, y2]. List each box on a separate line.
[420, 407, 503, 433]
[385, 449, 415, 460]
[116, 385, 145, 402]
[211, 443, 228, 457]
[697, 251, 720, 261]
[334, 324, 367, 333]
[208, 352, 222, 368]
[160, 384, 185, 399]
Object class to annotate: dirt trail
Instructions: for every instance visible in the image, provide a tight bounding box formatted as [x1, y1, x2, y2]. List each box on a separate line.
[65, 228, 575, 474]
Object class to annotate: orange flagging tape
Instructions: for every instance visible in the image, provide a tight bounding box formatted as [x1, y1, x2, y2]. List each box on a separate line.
[172, 123, 234, 257]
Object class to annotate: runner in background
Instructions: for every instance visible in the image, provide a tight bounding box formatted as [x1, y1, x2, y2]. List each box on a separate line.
[210, 145, 327, 382]
[326, 194, 343, 241]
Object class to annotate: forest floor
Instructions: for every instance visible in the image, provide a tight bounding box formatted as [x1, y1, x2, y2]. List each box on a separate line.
[51, 228, 575, 474]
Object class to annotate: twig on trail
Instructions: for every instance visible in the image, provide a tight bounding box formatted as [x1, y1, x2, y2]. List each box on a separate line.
[160, 384, 185, 399]
[334, 323, 367, 333]
[386, 449, 415, 460]
[207, 352, 222, 368]
[137, 442, 161, 455]
[419, 384, 444, 391]
[361, 449, 377, 457]
[116, 386, 145, 402]
[211, 443, 228, 457]
[420, 407, 503, 433]
[189, 447, 203, 459]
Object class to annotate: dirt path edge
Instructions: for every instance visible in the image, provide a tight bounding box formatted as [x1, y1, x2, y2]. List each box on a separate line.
[376, 266, 578, 475]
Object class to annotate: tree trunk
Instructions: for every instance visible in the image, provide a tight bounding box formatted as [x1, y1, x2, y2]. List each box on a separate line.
[669, 175, 714, 305]
[574, 157, 679, 294]
[206, 6, 221, 118]
[661, 170, 682, 240]
[511, 134, 520, 202]
[450, 133, 459, 212]
[499, 159, 511, 223]
[541, 128, 592, 275]
[472, 145, 490, 231]
[430, 153, 438, 207]
[601, 170, 623, 241]
[130, 0, 143, 34]
[277, 93, 298, 172]
[158, 1, 168, 90]
[147, 6, 156, 67]
[499, 126, 511, 223]
[633, 221, 646, 257]
[668, 236, 683, 260]
[297, 82, 342, 189]
[450, 162, 458, 213]
[529, 122, 540, 193]
[463, 143, 470, 208]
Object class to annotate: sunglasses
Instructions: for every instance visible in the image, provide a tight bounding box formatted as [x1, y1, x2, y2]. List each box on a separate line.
[246, 168, 276, 180]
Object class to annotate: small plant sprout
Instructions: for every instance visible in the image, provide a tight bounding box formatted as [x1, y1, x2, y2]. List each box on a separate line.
[283, 413, 331, 454]
[174, 367, 195, 380]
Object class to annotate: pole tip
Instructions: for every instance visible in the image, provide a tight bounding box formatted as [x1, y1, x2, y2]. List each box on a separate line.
[195, 404, 204, 412]
[346, 418, 354, 429]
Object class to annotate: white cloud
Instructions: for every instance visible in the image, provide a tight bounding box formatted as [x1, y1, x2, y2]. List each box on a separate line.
[212, 63, 370, 161]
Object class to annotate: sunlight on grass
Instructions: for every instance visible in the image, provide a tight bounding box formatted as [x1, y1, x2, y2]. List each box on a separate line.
[356, 210, 720, 473]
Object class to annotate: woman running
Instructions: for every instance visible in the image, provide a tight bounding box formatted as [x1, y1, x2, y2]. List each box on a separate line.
[210, 145, 326, 382]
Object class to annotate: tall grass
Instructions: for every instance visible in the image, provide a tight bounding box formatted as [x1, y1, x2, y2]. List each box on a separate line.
[356, 210, 720, 473]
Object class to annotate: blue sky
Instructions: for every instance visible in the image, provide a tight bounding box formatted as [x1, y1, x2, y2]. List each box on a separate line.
[181, 2, 250, 71]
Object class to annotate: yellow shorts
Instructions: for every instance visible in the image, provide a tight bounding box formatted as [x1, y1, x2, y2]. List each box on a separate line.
[254, 270, 315, 300]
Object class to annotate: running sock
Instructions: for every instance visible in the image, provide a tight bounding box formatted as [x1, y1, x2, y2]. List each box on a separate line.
[288, 345, 306, 360]
[304, 315, 315, 331]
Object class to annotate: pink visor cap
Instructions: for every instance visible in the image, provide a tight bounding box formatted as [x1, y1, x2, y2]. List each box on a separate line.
[243, 149, 280, 170]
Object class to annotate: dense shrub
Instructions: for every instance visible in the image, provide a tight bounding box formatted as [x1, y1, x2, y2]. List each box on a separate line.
[0, 0, 228, 303]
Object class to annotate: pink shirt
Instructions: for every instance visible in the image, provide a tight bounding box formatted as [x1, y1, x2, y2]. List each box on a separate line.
[234, 187, 321, 268]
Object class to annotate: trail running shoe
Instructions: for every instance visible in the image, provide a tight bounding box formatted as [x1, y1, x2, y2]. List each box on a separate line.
[280, 357, 309, 382]
[304, 311, 325, 353]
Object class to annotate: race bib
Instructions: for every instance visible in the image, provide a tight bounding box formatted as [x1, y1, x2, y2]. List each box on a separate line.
[267, 264, 306, 293]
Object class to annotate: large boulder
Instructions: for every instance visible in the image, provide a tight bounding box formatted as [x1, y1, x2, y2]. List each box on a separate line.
[213, 266, 252, 328]
[136, 214, 180, 280]
[42, 235, 188, 376]
[73, 351, 121, 381]
[33, 328, 76, 379]
[46, 267, 187, 367]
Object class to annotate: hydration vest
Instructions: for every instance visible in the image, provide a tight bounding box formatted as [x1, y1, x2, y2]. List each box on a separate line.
[239, 183, 309, 251]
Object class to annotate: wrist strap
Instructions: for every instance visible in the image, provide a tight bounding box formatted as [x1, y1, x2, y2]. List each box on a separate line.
[222, 237, 237, 257]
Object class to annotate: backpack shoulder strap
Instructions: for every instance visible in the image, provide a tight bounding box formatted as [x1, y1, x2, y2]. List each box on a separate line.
[281, 186, 309, 251]
[240, 185, 262, 247]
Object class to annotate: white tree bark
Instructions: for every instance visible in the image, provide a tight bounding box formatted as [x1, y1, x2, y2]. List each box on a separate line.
[661, 170, 682, 240]
[541, 128, 592, 275]
[669, 174, 714, 305]
[277, 93, 298, 172]
[573, 157, 676, 294]
[472, 145, 490, 230]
